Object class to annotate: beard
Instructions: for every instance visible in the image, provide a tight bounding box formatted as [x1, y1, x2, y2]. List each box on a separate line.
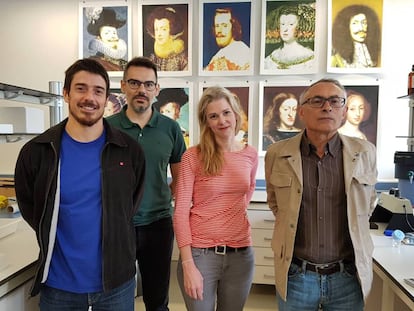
[131, 104, 150, 114]
[129, 93, 152, 114]
[69, 102, 104, 127]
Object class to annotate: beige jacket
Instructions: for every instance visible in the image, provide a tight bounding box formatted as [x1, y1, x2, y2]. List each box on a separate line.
[264, 132, 377, 301]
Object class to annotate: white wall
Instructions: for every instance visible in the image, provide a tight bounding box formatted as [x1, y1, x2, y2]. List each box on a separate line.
[0, 0, 413, 181]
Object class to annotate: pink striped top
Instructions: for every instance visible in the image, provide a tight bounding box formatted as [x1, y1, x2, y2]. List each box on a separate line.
[173, 145, 258, 249]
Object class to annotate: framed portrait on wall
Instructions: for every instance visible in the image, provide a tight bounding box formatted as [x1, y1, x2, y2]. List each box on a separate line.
[103, 85, 126, 118]
[340, 80, 379, 145]
[154, 82, 194, 147]
[327, 0, 383, 73]
[199, 0, 254, 76]
[260, 0, 318, 75]
[200, 81, 253, 145]
[79, 1, 131, 77]
[138, 0, 192, 77]
[259, 80, 308, 155]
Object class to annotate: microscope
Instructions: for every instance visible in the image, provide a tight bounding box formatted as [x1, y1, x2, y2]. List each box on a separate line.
[370, 151, 414, 233]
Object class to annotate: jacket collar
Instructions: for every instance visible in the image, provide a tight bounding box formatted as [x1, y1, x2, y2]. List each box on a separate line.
[274, 131, 371, 186]
[34, 118, 127, 147]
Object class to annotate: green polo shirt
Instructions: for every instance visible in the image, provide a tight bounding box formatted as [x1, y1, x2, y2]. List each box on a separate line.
[106, 105, 186, 226]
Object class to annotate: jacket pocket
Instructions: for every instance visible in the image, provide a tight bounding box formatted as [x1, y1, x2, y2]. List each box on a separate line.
[352, 173, 376, 215]
[353, 174, 376, 186]
[269, 172, 294, 213]
[269, 172, 292, 188]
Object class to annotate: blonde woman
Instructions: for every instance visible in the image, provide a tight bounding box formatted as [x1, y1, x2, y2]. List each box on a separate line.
[173, 86, 258, 311]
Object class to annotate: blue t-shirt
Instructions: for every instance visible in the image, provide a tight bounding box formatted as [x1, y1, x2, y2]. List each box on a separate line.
[46, 130, 105, 293]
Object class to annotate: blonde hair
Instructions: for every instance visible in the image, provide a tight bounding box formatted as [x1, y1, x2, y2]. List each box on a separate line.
[197, 86, 242, 175]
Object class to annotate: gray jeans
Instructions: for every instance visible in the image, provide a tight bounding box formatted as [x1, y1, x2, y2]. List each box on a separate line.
[177, 246, 254, 311]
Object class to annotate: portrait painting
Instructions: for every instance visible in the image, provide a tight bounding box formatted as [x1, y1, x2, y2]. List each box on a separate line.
[328, 0, 383, 73]
[139, 0, 192, 77]
[154, 82, 193, 147]
[260, 0, 318, 75]
[258, 80, 379, 155]
[259, 81, 308, 154]
[201, 81, 252, 145]
[340, 82, 379, 145]
[103, 88, 126, 118]
[79, 2, 131, 76]
[200, 1, 254, 76]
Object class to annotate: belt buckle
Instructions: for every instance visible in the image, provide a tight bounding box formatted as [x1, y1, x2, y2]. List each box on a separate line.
[315, 263, 330, 274]
[215, 245, 226, 255]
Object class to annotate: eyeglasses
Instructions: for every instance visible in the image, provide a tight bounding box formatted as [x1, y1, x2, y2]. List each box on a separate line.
[125, 79, 157, 91]
[302, 96, 346, 108]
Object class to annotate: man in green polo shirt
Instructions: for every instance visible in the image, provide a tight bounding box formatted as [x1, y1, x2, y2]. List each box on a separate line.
[107, 57, 186, 311]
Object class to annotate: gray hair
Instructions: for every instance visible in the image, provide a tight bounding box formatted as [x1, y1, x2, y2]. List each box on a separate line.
[299, 78, 347, 104]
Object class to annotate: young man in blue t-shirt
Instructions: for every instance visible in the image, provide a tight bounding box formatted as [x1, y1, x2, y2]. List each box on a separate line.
[15, 58, 146, 310]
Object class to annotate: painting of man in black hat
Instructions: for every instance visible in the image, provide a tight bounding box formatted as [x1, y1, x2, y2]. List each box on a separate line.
[82, 6, 129, 72]
[153, 87, 190, 146]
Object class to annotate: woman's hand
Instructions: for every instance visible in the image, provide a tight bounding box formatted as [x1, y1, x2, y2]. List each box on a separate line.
[182, 260, 204, 300]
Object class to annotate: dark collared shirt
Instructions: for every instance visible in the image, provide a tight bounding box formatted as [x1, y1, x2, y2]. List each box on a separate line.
[294, 132, 354, 264]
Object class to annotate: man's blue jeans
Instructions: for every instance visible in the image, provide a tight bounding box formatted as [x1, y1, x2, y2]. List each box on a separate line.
[39, 278, 135, 311]
[277, 261, 364, 311]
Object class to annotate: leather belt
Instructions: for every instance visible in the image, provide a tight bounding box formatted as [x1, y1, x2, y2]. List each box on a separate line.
[292, 257, 342, 275]
[207, 246, 248, 255]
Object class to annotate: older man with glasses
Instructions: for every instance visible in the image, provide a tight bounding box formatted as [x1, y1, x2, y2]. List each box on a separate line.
[107, 56, 186, 311]
[265, 78, 377, 311]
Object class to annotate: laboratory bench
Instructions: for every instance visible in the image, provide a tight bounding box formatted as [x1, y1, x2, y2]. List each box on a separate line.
[366, 222, 414, 310]
[0, 214, 39, 310]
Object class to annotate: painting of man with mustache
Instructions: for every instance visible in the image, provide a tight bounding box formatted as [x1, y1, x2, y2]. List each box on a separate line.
[331, 4, 381, 69]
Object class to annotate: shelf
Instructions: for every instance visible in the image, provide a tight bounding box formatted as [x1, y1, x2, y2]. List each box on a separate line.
[0, 81, 64, 138]
[397, 94, 414, 100]
[0, 82, 62, 105]
[0, 133, 39, 136]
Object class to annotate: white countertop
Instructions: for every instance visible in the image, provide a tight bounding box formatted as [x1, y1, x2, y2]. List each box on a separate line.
[0, 217, 38, 298]
[371, 223, 414, 303]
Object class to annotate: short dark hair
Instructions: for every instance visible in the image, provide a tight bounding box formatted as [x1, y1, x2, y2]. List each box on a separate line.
[64, 58, 110, 97]
[123, 57, 158, 81]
